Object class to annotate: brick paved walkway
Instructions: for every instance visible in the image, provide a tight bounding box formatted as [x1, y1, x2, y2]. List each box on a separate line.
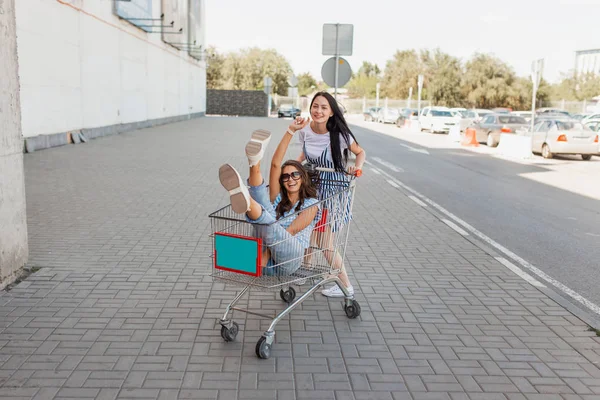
[1, 117, 599, 399]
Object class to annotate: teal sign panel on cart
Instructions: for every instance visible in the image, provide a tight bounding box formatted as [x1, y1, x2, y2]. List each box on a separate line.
[214, 233, 262, 276]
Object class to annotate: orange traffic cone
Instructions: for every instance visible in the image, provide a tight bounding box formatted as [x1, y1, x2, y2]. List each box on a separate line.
[461, 128, 479, 147]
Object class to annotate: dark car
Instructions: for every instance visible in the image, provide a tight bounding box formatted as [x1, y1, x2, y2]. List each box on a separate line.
[472, 113, 528, 147]
[395, 108, 418, 127]
[278, 105, 301, 118]
[363, 107, 381, 121]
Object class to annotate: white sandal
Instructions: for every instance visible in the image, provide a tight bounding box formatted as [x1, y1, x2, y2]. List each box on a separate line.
[245, 129, 271, 167]
[219, 164, 250, 214]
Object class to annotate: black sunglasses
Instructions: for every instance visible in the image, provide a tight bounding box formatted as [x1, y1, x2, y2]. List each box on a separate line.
[281, 171, 302, 182]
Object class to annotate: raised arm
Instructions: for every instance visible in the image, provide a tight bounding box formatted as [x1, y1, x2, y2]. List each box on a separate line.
[269, 117, 311, 202]
[285, 204, 319, 235]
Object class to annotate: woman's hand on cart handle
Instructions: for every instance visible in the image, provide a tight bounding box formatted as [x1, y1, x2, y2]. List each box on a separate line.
[347, 165, 363, 177]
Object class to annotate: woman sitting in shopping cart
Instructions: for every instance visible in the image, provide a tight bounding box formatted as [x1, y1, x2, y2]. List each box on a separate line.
[218, 119, 320, 276]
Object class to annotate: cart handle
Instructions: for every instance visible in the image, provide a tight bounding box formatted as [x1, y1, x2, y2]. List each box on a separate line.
[307, 165, 362, 177]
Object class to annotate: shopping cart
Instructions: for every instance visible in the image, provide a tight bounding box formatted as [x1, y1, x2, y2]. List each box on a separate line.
[209, 166, 361, 359]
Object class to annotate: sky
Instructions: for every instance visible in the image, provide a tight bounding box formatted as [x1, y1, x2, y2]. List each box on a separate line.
[205, 0, 600, 84]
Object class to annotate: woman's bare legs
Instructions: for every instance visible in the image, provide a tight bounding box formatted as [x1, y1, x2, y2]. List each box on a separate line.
[245, 160, 264, 220]
[316, 228, 351, 288]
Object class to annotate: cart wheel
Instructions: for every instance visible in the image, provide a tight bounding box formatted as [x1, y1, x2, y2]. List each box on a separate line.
[279, 287, 296, 303]
[255, 336, 272, 359]
[344, 300, 361, 319]
[220, 322, 239, 342]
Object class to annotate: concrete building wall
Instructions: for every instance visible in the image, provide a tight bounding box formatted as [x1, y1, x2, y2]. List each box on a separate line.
[0, 0, 29, 288]
[15, 0, 206, 139]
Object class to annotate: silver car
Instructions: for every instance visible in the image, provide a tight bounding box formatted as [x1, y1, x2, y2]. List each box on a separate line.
[376, 107, 400, 124]
[531, 119, 598, 160]
[472, 114, 528, 147]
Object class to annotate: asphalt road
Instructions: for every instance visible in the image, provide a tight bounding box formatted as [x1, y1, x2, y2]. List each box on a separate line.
[349, 122, 600, 311]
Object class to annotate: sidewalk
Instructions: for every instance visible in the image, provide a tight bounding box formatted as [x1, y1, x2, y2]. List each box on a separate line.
[1, 116, 599, 400]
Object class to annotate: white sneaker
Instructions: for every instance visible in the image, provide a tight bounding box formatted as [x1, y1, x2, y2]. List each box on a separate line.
[246, 129, 271, 167]
[321, 285, 354, 298]
[219, 164, 250, 214]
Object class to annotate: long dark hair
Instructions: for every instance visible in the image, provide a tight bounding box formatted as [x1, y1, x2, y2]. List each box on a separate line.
[310, 91, 358, 172]
[275, 160, 318, 219]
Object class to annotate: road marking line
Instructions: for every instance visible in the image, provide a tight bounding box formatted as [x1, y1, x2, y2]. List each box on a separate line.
[386, 180, 400, 188]
[442, 219, 469, 236]
[586, 232, 600, 237]
[372, 157, 404, 172]
[370, 168, 381, 175]
[399, 143, 430, 155]
[495, 257, 546, 288]
[364, 159, 600, 317]
[408, 195, 427, 207]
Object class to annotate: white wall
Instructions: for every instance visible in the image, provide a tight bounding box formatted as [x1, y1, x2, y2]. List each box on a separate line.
[15, 0, 206, 138]
[1, 0, 28, 288]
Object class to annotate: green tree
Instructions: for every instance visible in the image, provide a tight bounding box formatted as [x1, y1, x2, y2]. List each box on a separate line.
[461, 53, 518, 108]
[212, 47, 293, 95]
[503, 77, 550, 110]
[549, 72, 600, 101]
[550, 73, 578, 101]
[346, 61, 380, 98]
[235, 47, 293, 95]
[297, 72, 317, 96]
[422, 50, 464, 107]
[380, 50, 424, 98]
[574, 72, 600, 100]
[357, 61, 380, 77]
[206, 46, 225, 89]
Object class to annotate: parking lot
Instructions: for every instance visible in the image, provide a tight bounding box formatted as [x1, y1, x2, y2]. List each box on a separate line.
[347, 114, 600, 201]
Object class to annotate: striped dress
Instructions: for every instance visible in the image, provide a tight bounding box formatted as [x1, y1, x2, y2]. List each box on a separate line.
[302, 141, 353, 233]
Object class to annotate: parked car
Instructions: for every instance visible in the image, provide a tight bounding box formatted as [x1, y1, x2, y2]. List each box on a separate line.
[419, 107, 458, 133]
[337, 102, 347, 115]
[363, 107, 381, 121]
[376, 107, 400, 124]
[583, 118, 600, 132]
[450, 108, 468, 117]
[492, 107, 512, 114]
[472, 114, 528, 147]
[531, 119, 598, 160]
[571, 113, 589, 121]
[537, 108, 571, 118]
[511, 111, 532, 122]
[395, 108, 418, 128]
[456, 108, 494, 131]
[277, 105, 301, 118]
[581, 113, 600, 124]
[465, 109, 494, 122]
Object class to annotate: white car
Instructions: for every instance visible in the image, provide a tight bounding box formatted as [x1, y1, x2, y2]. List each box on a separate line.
[419, 107, 458, 133]
[511, 111, 532, 122]
[457, 108, 494, 131]
[583, 118, 600, 132]
[582, 113, 600, 124]
[376, 107, 400, 124]
[532, 119, 599, 160]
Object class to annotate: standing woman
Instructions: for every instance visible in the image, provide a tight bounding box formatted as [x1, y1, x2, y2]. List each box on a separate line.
[292, 92, 366, 297]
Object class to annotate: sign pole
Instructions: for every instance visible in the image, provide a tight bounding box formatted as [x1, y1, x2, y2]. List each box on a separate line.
[417, 75, 423, 117]
[334, 24, 339, 100]
[530, 59, 544, 133]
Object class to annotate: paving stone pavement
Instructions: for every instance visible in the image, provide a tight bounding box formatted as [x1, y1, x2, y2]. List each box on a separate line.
[1, 116, 599, 400]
